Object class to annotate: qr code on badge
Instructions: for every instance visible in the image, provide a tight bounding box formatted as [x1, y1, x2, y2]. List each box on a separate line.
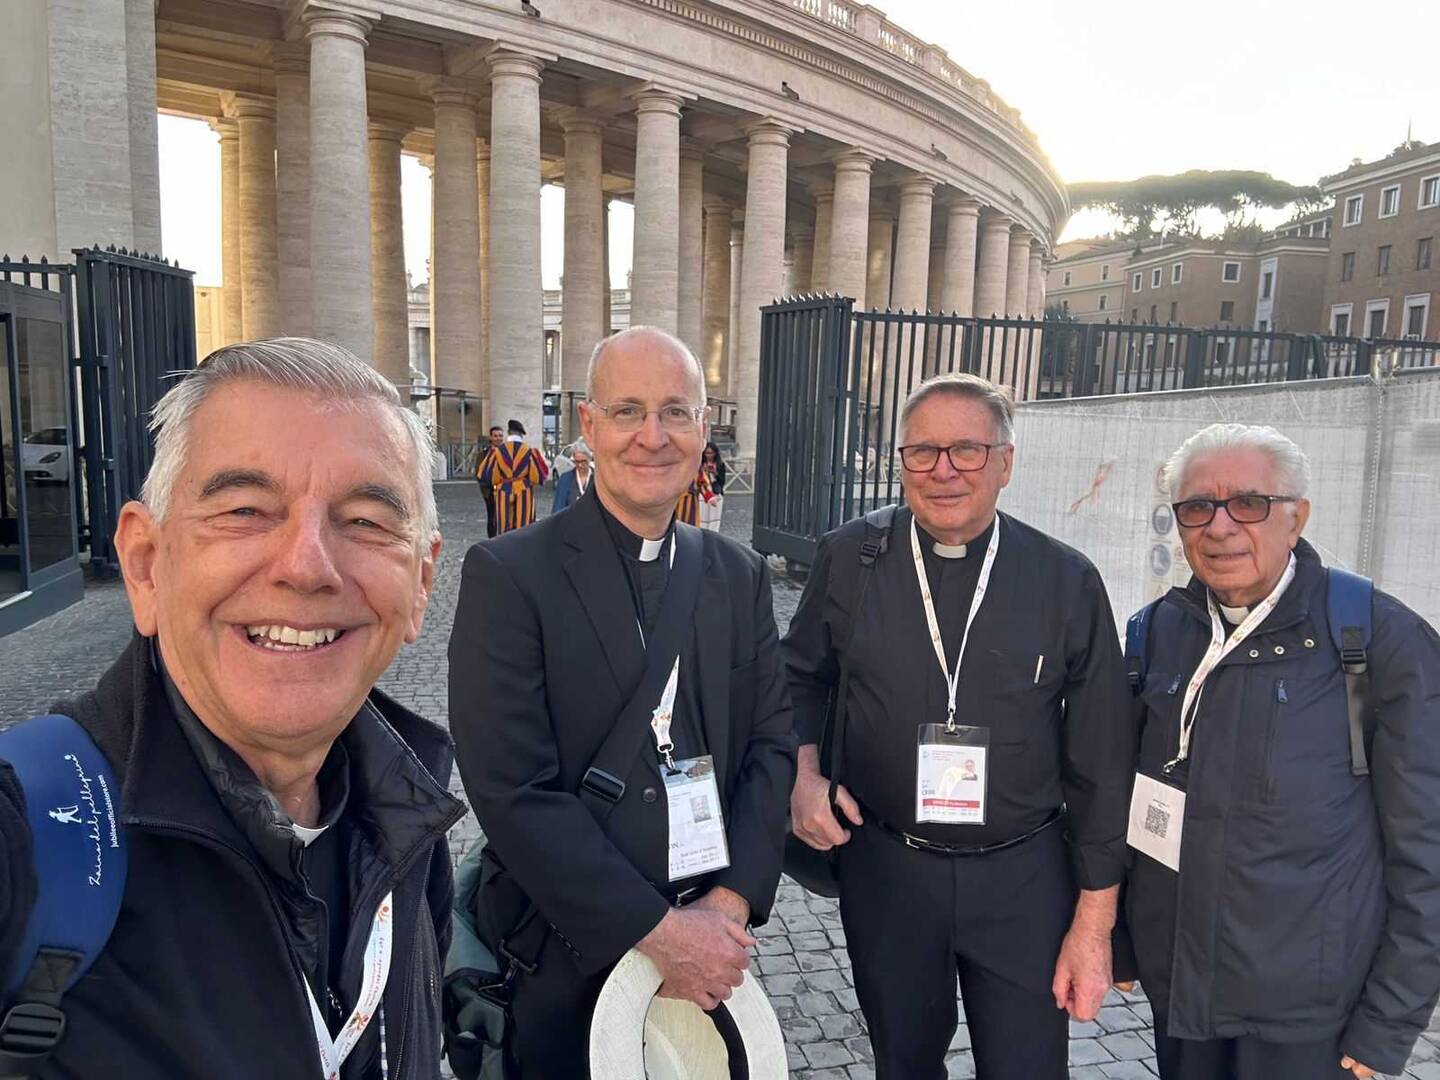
[1145, 804, 1171, 838]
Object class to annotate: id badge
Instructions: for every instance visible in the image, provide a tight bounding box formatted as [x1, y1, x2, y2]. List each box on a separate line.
[915, 724, 990, 825]
[664, 755, 731, 882]
[1126, 771, 1185, 871]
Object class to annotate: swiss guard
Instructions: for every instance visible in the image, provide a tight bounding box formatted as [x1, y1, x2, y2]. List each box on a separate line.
[481, 418, 549, 533]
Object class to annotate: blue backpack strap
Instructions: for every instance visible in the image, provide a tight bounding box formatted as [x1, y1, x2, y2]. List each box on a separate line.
[1326, 567, 1375, 778]
[0, 715, 127, 1076]
[1125, 599, 1162, 695]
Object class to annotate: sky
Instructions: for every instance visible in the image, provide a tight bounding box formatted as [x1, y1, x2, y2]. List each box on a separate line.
[159, 0, 1440, 286]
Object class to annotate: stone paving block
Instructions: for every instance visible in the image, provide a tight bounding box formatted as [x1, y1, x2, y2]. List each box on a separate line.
[834, 988, 861, 1012]
[757, 953, 799, 975]
[1099, 1060, 1159, 1078]
[764, 972, 805, 997]
[1099, 1031, 1152, 1062]
[948, 1024, 972, 1051]
[1070, 1019, 1103, 1038]
[843, 1034, 874, 1063]
[1409, 1062, 1440, 1079]
[804, 968, 851, 993]
[798, 949, 839, 972]
[1096, 1005, 1148, 1033]
[786, 1044, 808, 1072]
[846, 1065, 876, 1080]
[786, 913, 825, 933]
[1069, 1068, 1111, 1080]
[829, 927, 848, 947]
[819, 1012, 862, 1040]
[1069, 1037, 1115, 1065]
[756, 935, 793, 955]
[797, 990, 841, 1017]
[801, 1069, 848, 1080]
[791, 930, 833, 951]
[803, 1041, 855, 1068]
[770, 994, 798, 1021]
[782, 1015, 823, 1043]
[944, 1050, 977, 1078]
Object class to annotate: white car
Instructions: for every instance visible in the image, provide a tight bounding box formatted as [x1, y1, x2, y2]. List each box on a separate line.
[21, 428, 71, 485]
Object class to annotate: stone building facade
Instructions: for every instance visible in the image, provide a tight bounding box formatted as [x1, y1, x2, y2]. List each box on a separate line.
[1, 0, 1066, 462]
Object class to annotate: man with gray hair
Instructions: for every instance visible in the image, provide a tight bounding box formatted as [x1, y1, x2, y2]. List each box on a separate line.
[0, 338, 464, 1078]
[1120, 422, 1440, 1079]
[784, 371, 1134, 1078]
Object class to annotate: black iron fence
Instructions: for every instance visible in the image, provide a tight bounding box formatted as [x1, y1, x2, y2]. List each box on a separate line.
[753, 295, 1440, 564]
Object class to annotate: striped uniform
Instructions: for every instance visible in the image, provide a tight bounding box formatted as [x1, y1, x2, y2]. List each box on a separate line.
[482, 441, 547, 533]
[675, 470, 714, 527]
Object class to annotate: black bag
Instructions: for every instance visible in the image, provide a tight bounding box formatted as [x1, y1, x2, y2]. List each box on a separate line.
[782, 506, 896, 898]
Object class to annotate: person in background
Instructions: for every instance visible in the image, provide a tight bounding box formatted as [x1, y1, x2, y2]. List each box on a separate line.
[553, 439, 595, 513]
[476, 425, 504, 539]
[481, 419, 549, 534]
[698, 441, 726, 532]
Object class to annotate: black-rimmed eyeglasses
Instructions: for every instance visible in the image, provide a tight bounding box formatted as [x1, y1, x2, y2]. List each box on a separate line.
[899, 441, 1007, 473]
[1172, 494, 1297, 528]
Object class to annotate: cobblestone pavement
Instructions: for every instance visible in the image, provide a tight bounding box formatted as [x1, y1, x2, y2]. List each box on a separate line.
[2, 484, 1434, 1078]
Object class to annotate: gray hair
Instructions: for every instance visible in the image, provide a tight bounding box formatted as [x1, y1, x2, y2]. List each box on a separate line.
[1163, 423, 1311, 498]
[141, 337, 439, 541]
[899, 372, 1015, 445]
[585, 326, 707, 405]
[568, 437, 593, 459]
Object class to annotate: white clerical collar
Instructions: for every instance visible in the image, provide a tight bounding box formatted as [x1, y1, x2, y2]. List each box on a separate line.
[932, 541, 968, 560]
[1218, 602, 1250, 626]
[638, 536, 666, 562]
[291, 822, 328, 847]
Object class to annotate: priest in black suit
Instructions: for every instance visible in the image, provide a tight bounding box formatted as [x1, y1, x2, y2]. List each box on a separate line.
[448, 326, 796, 1076]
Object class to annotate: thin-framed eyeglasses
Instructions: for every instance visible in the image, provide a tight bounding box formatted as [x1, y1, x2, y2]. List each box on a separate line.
[1172, 494, 1297, 528]
[587, 400, 706, 433]
[899, 441, 1007, 473]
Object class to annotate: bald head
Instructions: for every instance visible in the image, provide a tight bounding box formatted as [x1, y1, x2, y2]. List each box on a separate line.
[585, 326, 707, 405]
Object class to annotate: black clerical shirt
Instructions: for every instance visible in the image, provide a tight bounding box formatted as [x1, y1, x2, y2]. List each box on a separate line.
[782, 507, 1134, 889]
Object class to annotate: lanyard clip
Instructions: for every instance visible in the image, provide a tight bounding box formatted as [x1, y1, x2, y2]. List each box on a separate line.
[945, 708, 957, 734]
[1162, 756, 1181, 776]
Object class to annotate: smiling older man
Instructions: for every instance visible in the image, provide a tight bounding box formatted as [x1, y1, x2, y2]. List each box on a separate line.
[0, 339, 464, 1079]
[1122, 422, 1440, 1080]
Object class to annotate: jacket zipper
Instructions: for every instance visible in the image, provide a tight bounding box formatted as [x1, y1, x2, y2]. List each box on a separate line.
[1263, 679, 1287, 801]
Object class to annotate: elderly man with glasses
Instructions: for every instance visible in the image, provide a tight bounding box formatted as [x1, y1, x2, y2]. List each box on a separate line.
[448, 326, 795, 1076]
[1119, 422, 1440, 1080]
[783, 372, 1134, 1079]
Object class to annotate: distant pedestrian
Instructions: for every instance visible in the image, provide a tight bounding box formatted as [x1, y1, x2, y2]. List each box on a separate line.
[476, 425, 504, 538]
[698, 441, 726, 532]
[553, 439, 595, 513]
[480, 419, 549, 534]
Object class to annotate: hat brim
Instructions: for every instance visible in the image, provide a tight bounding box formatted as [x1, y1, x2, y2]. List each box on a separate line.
[589, 948, 787, 1079]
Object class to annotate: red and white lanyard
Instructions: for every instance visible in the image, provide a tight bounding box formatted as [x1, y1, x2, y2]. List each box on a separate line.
[910, 514, 1002, 732]
[305, 891, 395, 1080]
[1166, 554, 1296, 772]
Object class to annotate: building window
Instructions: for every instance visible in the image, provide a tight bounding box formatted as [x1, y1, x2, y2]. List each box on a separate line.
[1171, 262, 1183, 285]
[1404, 295, 1430, 338]
[1169, 301, 1178, 322]
[1101, 264, 1110, 280]
[1131, 308, 1139, 322]
[1098, 295, 1107, 311]
[1261, 271, 1274, 300]
[1220, 300, 1235, 322]
[1258, 319, 1269, 333]
[1150, 267, 1162, 288]
[1341, 251, 1356, 281]
[1061, 298, 1070, 314]
[1379, 185, 1401, 218]
[1149, 304, 1157, 322]
[1366, 300, 1389, 339]
[1331, 305, 1352, 337]
[1063, 270, 1072, 286]
[1132, 271, 1143, 292]
[1343, 194, 1364, 226]
[1420, 175, 1439, 209]
[1222, 261, 1241, 282]
[1378, 245, 1392, 275]
[1418, 236, 1433, 271]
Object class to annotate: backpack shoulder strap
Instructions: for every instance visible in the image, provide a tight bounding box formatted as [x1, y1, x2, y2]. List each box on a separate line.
[1125, 599, 1163, 696]
[1326, 567, 1375, 778]
[0, 714, 127, 1078]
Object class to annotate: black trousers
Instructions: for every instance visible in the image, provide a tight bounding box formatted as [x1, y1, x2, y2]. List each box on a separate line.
[508, 930, 608, 1077]
[837, 817, 1075, 1080]
[1152, 1007, 1350, 1080]
[482, 491, 498, 539]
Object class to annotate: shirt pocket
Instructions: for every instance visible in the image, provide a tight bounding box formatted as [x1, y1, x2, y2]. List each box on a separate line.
[1137, 669, 1184, 769]
[969, 647, 1063, 744]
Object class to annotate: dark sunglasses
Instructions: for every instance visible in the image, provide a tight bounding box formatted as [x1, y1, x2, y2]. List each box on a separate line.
[1172, 494, 1297, 528]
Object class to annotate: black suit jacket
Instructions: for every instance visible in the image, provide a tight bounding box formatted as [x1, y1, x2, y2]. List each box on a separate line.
[449, 490, 796, 976]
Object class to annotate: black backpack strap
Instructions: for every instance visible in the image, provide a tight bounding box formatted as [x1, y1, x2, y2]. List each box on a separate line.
[1124, 599, 1162, 696]
[1326, 567, 1375, 778]
[826, 505, 897, 799]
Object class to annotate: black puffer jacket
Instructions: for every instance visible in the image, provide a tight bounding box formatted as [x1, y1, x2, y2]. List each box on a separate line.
[1124, 541, 1440, 1075]
[0, 635, 465, 1079]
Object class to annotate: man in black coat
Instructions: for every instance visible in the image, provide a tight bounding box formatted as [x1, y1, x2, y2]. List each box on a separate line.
[1123, 423, 1440, 1079]
[449, 327, 795, 1076]
[0, 339, 463, 1079]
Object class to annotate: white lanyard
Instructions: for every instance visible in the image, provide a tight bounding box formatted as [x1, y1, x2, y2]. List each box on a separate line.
[910, 514, 1002, 732]
[305, 891, 395, 1080]
[651, 658, 681, 771]
[1167, 554, 1296, 772]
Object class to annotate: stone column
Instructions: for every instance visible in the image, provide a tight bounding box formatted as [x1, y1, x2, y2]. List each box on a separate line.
[211, 118, 243, 345]
[488, 48, 547, 440]
[926, 231, 947, 373]
[368, 120, 410, 387]
[727, 215, 743, 397]
[602, 198, 613, 334]
[476, 143, 491, 395]
[735, 120, 790, 460]
[678, 141, 705, 352]
[810, 183, 833, 293]
[561, 114, 605, 422]
[630, 86, 685, 332]
[789, 228, 814, 297]
[866, 209, 895, 312]
[124, 0, 162, 254]
[1005, 227, 1032, 318]
[973, 211, 1011, 319]
[1024, 245, 1047, 401]
[233, 95, 280, 340]
[700, 198, 731, 393]
[941, 197, 980, 317]
[273, 45, 312, 335]
[828, 150, 874, 309]
[431, 84, 484, 438]
[891, 178, 934, 313]
[305, 10, 372, 363]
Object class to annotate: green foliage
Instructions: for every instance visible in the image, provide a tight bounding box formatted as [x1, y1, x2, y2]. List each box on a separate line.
[1069, 171, 1324, 240]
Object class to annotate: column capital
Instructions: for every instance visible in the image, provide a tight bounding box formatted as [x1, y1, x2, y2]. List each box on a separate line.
[1009, 223, 1035, 242]
[832, 147, 877, 174]
[703, 197, 732, 217]
[485, 45, 550, 82]
[209, 116, 239, 140]
[476, 140, 491, 163]
[679, 137, 706, 163]
[897, 175, 938, 200]
[301, 7, 373, 44]
[425, 78, 478, 110]
[629, 83, 691, 115]
[226, 92, 277, 121]
[809, 179, 835, 200]
[367, 118, 411, 143]
[791, 226, 815, 243]
[269, 42, 309, 76]
[980, 210, 1014, 231]
[557, 110, 604, 137]
[744, 118, 793, 147]
[947, 195, 981, 217]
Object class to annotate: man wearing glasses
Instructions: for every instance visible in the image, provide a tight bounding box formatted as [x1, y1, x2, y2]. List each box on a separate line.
[1120, 423, 1440, 1080]
[783, 372, 1133, 1078]
[449, 327, 795, 1076]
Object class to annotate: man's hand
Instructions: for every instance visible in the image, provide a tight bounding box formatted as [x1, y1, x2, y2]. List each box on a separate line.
[1340, 1056, 1376, 1078]
[636, 907, 755, 1011]
[692, 886, 750, 928]
[1051, 885, 1119, 1022]
[791, 744, 863, 851]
